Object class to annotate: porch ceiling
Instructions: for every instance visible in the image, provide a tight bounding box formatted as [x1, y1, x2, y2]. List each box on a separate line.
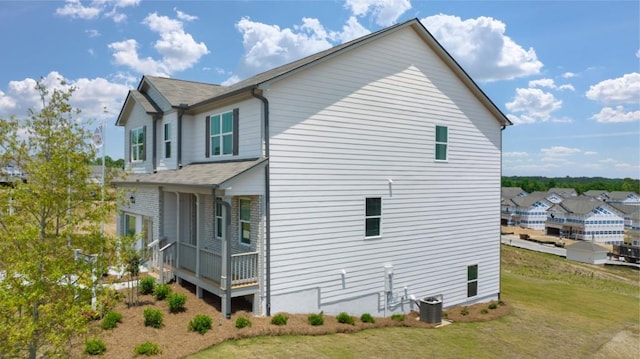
[113, 158, 267, 187]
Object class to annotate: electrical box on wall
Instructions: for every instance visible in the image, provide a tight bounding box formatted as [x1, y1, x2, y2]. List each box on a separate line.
[384, 265, 393, 293]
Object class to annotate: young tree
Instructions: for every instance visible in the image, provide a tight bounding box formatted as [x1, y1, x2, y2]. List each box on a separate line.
[0, 79, 115, 358]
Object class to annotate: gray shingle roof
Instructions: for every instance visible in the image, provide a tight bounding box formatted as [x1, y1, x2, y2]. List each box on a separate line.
[566, 240, 609, 253]
[112, 158, 267, 187]
[555, 197, 603, 215]
[501, 187, 526, 200]
[142, 76, 225, 107]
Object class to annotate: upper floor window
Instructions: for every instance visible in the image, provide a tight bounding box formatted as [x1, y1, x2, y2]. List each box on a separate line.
[365, 197, 382, 238]
[164, 123, 171, 158]
[130, 126, 145, 162]
[239, 198, 251, 245]
[435, 125, 448, 161]
[205, 109, 239, 158]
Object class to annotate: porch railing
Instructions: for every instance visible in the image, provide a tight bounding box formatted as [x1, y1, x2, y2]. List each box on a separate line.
[179, 243, 196, 273]
[200, 248, 222, 283]
[231, 252, 259, 286]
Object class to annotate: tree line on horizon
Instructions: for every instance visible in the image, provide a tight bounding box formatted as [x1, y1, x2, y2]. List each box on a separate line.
[502, 176, 640, 195]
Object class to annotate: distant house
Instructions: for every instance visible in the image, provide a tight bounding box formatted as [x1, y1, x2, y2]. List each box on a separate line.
[501, 187, 527, 226]
[565, 240, 609, 265]
[609, 204, 640, 245]
[546, 197, 624, 244]
[548, 188, 577, 198]
[113, 19, 511, 317]
[606, 191, 640, 206]
[507, 193, 553, 231]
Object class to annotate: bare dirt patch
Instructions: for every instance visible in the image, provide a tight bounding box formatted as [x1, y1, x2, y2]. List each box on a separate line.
[75, 282, 510, 358]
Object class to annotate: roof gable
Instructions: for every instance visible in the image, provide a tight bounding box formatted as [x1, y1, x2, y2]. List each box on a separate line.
[186, 18, 511, 127]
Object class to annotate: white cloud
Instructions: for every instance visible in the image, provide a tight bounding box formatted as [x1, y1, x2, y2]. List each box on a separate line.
[506, 114, 536, 125]
[529, 78, 555, 88]
[636, 49, 640, 58]
[561, 72, 575, 78]
[529, 78, 574, 92]
[55, 0, 140, 23]
[505, 88, 562, 122]
[421, 14, 543, 82]
[345, 0, 411, 26]
[108, 12, 209, 76]
[55, 0, 101, 20]
[540, 146, 581, 157]
[234, 17, 365, 77]
[584, 151, 597, 156]
[503, 151, 529, 157]
[86, 29, 100, 37]
[586, 72, 640, 105]
[591, 106, 640, 123]
[0, 72, 130, 124]
[174, 8, 198, 22]
[330, 16, 371, 43]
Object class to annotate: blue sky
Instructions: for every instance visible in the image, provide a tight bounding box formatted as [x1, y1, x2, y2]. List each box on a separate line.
[0, 0, 638, 179]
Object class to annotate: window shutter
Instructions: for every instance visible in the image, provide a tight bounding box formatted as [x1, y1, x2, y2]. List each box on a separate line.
[128, 129, 132, 162]
[232, 108, 239, 156]
[142, 125, 147, 161]
[205, 116, 210, 158]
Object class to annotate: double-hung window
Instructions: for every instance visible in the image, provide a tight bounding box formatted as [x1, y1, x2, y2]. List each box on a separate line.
[210, 111, 233, 156]
[164, 123, 171, 158]
[435, 125, 448, 161]
[239, 198, 251, 245]
[365, 197, 382, 238]
[131, 127, 145, 162]
[467, 264, 478, 297]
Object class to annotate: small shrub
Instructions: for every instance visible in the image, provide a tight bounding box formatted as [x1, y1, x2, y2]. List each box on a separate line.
[143, 308, 163, 328]
[167, 293, 187, 313]
[308, 312, 324, 326]
[336, 312, 355, 325]
[460, 307, 469, 316]
[270, 313, 288, 326]
[139, 277, 156, 295]
[481, 308, 489, 314]
[488, 302, 498, 310]
[188, 314, 213, 334]
[390, 313, 405, 322]
[235, 316, 252, 329]
[360, 313, 375, 324]
[153, 284, 171, 301]
[101, 311, 123, 330]
[442, 312, 449, 319]
[85, 339, 106, 355]
[498, 300, 506, 306]
[134, 341, 161, 356]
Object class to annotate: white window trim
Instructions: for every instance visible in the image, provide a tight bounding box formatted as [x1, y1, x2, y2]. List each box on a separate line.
[435, 124, 448, 162]
[131, 127, 144, 162]
[215, 197, 223, 240]
[364, 197, 382, 239]
[209, 110, 234, 157]
[163, 123, 171, 159]
[239, 198, 251, 246]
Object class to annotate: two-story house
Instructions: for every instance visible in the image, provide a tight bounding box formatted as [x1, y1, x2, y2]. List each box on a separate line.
[113, 18, 511, 318]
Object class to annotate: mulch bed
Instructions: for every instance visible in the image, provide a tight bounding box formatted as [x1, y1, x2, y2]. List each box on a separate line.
[74, 282, 511, 358]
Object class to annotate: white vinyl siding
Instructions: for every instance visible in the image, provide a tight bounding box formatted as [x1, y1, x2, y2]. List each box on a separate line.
[266, 26, 502, 314]
[180, 100, 262, 165]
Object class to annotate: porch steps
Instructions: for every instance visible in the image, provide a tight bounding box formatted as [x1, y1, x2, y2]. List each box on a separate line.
[147, 268, 174, 284]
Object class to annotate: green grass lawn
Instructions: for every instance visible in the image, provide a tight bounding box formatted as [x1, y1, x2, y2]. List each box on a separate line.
[189, 246, 639, 359]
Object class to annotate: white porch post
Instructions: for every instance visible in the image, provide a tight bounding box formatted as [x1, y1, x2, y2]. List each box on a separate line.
[175, 192, 181, 284]
[195, 193, 202, 298]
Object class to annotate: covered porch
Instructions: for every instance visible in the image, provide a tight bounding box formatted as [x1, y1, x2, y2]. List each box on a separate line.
[119, 158, 267, 317]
